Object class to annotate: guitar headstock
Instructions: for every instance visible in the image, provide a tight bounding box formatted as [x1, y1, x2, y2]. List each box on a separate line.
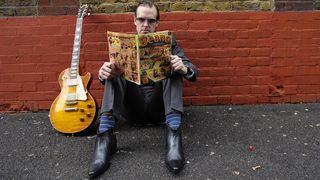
[78, 4, 92, 19]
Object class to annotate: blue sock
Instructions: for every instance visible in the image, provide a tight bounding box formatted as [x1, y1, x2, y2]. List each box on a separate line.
[166, 112, 181, 130]
[98, 112, 115, 133]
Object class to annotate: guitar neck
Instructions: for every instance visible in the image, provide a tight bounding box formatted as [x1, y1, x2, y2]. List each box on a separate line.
[70, 17, 84, 80]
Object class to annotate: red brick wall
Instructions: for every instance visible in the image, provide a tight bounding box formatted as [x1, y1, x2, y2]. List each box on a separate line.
[1, 12, 320, 111]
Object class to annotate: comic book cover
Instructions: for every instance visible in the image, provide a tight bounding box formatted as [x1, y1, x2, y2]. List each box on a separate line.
[107, 31, 172, 85]
[107, 31, 140, 84]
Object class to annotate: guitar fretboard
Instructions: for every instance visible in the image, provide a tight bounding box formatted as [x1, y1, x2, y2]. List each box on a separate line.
[70, 18, 83, 80]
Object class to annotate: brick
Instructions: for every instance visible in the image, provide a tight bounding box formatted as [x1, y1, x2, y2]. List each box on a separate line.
[217, 96, 231, 104]
[35, 63, 65, 73]
[194, 77, 215, 87]
[284, 76, 320, 85]
[171, 2, 186, 11]
[272, 67, 297, 76]
[183, 87, 197, 96]
[212, 86, 234, 95]
[283, 85, 297, 95]
[249, 66, 270, 76]
[290, 94, 319, 103]
[38, 101, 53, 109]
[231, 57, 256, 66]
[19, 92, 57, 101]
[186, 2, 216, 12]
[15, 7, 37, 16]
[0, 0, 6, 6]
[38, 0, 51, 6]
[0, 92, 19, 100]
[0, 36, 15, 46]
[84, 42, 107, 52]
[297, 85, 320, 94]
[0, 46, 17, 55]
[189, 21, 216, 30]
[231, 95, 258, 105]
[0, 27, 17, 36]
[197, 87, 213, 96]
[97, 3, 127, 13]
[230, 77, 256, 85]
[0, 8, 15, 16]
[231, 1, 260, 11]
[208, 30, 224, 39]
[14, 55, 41, 64]
[83, 33, 107, 42]
[256, 76, 270, 85]
[38, 6, 67, 16]
[37, 82, 60, 91]
[229, 20, 258, 30]
[182, 40, 216, 49]
[251, 85, 269, 94]
[55, 35, 74, 45]
[17, 27, 38, 35]
[13, 36, 40, 46]
[38, 26, 64, 35]
[12, 73, 43, 82]
[0, 63, 36, 73]
[214, 77, 230, 86]
[191, 96, 218, 106]
[256, 57, 271, 66]
[84, 51, 107, 61]
[275, 1, 314, 11]
[7, 0, 35, 6]
[22, 83, 37, 92]
[232, 39, 257, 48]
[52, 0, 78, 6]
[0, 83, 22, 92]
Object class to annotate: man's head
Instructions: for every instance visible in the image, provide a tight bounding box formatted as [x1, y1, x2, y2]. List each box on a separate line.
[134, 0, 160, 34]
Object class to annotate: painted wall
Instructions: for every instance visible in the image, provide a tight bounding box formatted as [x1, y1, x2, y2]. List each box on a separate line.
[1, 12, 320, 111]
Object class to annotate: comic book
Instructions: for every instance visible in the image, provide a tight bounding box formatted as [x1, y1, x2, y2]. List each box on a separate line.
[107, 31, 172, 85]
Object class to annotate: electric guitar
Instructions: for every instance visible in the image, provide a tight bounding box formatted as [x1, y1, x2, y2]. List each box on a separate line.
[50, 5, 96, 134]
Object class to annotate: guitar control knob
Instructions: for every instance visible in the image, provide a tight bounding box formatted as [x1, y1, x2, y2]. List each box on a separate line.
[86, 113, 91, 117]
[80, 108, 84, 112]
[87, 104, 92, 108]
[80, 117, 84, 122]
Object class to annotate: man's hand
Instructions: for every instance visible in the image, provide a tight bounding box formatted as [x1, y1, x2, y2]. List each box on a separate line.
[169, 55, 187, 75]
[98, 62, 120, 80]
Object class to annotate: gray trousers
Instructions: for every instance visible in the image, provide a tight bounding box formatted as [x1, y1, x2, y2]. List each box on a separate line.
[100, 73, 184, 124]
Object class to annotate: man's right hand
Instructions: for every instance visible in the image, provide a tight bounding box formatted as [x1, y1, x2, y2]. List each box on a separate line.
[98, 62, 119, 81]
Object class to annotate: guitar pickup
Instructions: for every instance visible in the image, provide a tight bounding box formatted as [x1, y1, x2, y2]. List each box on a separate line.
[66, 93, 77, 101]
[64, 107, 79, 112]
[65, 101, 78, 105]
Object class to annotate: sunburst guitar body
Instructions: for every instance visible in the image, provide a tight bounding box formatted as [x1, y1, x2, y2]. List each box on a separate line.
[50, 68, 96, 133]
[49, 4, 96, 134]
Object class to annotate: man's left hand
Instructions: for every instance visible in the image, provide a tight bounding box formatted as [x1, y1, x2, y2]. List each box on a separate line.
[169, 55, 187, 75]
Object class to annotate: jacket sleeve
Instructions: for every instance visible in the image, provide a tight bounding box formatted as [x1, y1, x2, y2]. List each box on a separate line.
[171, 36, 198, 82]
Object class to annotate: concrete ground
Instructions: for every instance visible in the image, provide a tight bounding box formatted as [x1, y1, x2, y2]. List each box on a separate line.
[0, 103, 319, 180]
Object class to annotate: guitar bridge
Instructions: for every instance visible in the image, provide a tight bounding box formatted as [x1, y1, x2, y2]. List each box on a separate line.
[64, 107, 79, 112]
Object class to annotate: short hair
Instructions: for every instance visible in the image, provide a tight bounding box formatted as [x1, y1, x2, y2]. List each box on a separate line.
[134, 0, 160, 21]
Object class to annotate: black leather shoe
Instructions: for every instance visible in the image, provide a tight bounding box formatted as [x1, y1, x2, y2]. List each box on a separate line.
[88, 129, 117, 178]
[165, 127, 185, 174]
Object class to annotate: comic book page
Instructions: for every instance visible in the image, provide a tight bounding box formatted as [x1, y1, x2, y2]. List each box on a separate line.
[137, 31, 172, 85]
[107, 31, 172, 85]
[107, 31, 140, 84]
